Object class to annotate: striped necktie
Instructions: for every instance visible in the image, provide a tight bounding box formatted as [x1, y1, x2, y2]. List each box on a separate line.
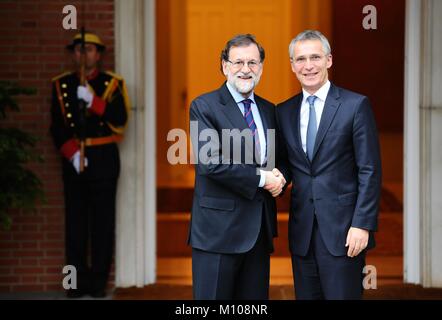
[242, 99, 261, 163]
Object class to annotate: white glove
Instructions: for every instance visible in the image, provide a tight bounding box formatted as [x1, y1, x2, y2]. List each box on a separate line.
[77, 85, 93, 108]
[70, 151, 88, 174]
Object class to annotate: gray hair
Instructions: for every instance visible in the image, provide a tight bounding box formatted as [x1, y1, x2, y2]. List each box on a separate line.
[288, 30, 331, 58]
[220, 34, 265, 74]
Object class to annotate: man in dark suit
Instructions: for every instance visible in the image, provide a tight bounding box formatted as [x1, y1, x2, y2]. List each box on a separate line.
[276, 30, 382, 299]
[50, 32, 130, 298]
[189, 34, 285, 300]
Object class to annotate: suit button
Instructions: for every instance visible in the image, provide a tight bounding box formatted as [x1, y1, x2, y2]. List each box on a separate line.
[309, 198, 313, 203]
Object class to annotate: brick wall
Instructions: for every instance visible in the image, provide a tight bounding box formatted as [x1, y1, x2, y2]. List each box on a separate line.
[0, 0, 115, 293]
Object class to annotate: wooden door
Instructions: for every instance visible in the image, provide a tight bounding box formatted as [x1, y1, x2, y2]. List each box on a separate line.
[186, 0, 296, 105]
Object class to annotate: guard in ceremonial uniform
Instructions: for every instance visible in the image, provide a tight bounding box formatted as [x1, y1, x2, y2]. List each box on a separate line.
[50, 32, 130, 298]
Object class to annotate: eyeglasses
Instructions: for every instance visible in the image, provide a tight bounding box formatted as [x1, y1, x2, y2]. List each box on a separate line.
[291, 54, 327, 66]
[226, 59, 261, 70]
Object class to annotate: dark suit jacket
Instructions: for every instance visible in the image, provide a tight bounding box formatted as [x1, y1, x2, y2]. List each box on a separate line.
[188, 83, 278, 254]
[276, 83, 382, 257]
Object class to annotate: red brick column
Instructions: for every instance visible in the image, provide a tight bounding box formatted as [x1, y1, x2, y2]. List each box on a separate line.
[0, 0, 115, 293]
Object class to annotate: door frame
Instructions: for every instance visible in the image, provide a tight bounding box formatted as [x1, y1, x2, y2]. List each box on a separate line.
[112, 0, 432, 288]
[114, 0, 157, 287]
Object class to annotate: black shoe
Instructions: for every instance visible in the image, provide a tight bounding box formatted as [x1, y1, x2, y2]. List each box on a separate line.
[66, 289, 86, 299]
[90, 290, 107, 298]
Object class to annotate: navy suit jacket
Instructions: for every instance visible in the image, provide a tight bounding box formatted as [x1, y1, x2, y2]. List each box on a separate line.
[276, 83, 382, 256]
[188, 83, 278, 254]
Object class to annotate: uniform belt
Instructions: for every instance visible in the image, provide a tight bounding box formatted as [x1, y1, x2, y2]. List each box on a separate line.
[76, 135, 123, 146]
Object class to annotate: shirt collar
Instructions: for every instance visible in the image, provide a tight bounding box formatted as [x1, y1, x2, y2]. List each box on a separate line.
[302, 80, 331, 104]
[226, 81, 256, 106]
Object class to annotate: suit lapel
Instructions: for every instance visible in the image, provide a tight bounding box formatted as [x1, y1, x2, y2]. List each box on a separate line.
[255, 95, 273, 162]
[255, 95, 269, 133]
[289, 96, 302, 149]
[218, 83, 255, 157]
[290, 95, 310, 165]
[311, 84, 341, 161]
[219, 83, 249, 131]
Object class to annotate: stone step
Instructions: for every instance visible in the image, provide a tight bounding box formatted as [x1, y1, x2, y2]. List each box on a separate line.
[157, 185, 403, 213]
[157, 211, 403, 257]
[155, 256, 403, 286]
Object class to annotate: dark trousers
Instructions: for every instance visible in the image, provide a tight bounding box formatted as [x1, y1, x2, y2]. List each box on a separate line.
[291, 217, 366, 300]
[192, 224, 272, 300]
[63, 178, 117, 293]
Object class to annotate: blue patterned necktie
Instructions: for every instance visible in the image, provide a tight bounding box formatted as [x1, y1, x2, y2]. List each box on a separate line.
[242, 99, 261, 163]
[306, 95, 318, 161]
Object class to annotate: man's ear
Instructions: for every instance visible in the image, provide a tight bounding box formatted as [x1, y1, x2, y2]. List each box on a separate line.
[326, 54, 333, 69]
[222, 60, 228, 76]
[290, 59, 296, 73]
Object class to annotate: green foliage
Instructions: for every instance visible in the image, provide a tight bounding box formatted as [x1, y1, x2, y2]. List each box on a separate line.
[0, 81, 36, 117]
[0, 81, 45, 230]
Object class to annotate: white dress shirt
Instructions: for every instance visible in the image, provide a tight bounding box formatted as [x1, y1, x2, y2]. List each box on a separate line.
[300, 80, 331, 153]
[226, 82, 267, 187]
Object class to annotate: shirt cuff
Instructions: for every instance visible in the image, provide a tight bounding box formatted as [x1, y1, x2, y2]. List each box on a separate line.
[60, 139, 79, 160]
[259, 170, 266, 188]
[89, 95, 106, 116]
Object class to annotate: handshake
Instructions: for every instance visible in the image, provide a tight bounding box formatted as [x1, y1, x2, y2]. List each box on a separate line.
[263, 168, 286, 197]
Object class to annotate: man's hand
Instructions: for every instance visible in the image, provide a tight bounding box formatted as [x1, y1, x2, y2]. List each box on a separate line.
[77, 84, 93, 108]
[345, 227, 369, 257]
[70, 150, 88, 174]
[272, 168, 286, 186]
[263, 169, 286, 197]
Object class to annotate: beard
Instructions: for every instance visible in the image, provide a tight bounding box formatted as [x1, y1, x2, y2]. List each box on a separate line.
[227, 71, 261, 95]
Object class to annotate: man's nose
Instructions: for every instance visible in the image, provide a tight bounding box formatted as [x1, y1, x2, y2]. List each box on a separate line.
[304, 59, 314, 70]
[240, 62, 251, 72]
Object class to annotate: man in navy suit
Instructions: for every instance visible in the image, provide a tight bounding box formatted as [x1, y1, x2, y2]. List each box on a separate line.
[276, 30, 382, 299]
[189, 34, 285, 300]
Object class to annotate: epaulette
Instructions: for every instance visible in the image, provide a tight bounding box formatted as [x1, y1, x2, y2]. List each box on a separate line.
[105, 70, 123, 81]
[51, 71, 73, 82]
